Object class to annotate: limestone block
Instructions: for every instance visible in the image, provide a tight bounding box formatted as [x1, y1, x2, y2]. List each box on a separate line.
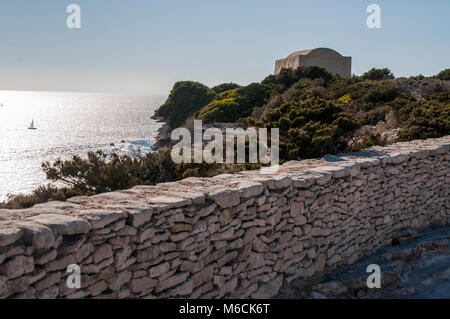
[154, 272, 189, 293]
[18, 222, 55, 250]
[238, 181, 264, 199]
[26, 214, 91, 235]
[78, 210, 126, 229]
[0, 255, 34, 279]
[208, 189, 240, 208]
[0, 224, 23, 247]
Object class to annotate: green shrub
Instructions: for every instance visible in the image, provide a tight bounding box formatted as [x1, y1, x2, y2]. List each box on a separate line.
[363, 81, 399, 105]
[364, 106, 392, 125]
[197, 83, 271, 123]
[220, 88, 239, 99]
[264, 97, 360, 159]
[212, 83, 241, 94]
[436, 69, 450, 81]
[262, 66, 333, 92]
[41, 149, 180, 195]
[0, 184, 66, 209]
[398, 103, 450, 140]
[155, 81, 216, 129]
[409, 74, 426, 80]
[361, 68, 395, 81]
[197, 98, 242, 122]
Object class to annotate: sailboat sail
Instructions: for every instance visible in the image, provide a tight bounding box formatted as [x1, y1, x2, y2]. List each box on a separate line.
[28, 119, 37, 130]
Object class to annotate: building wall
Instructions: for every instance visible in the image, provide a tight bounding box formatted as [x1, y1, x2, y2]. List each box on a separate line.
[275, 57, 300, 76]
[0, 136, 448, 299]
[275, 48, 352, 77]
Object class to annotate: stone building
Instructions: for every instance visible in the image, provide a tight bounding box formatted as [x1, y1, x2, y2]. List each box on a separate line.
[275, 48, 351, 78]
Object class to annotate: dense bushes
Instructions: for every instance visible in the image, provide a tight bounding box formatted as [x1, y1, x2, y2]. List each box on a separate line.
[0, 185, 66, 209]
[197, 98, 242, 122]
[197, 83, 271, 123]
[159, 66, 448, 160]
[397, 103, 450, 141]
[363, 81, 400, 106]
[437, 69, 450, 81]
[262, 67, 333, 94]
[212, 83, 241, 94]
[40, 150, 180, 196]
[360, 68, 395, 81]
[364, 105, 392, 125]
[263, 97, 359, 159]
[154, 81, 216, 129]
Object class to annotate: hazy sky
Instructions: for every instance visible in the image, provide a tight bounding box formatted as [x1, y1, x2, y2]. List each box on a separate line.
[0, 0, 449, 94]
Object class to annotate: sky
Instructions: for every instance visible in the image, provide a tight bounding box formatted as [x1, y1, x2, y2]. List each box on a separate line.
[0, 0, 449, 95]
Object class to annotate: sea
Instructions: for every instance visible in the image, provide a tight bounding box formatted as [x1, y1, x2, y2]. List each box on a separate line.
[0, 90, 166, 201]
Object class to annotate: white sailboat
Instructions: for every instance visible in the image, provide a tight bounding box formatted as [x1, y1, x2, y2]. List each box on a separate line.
[28, 119, 37, 130]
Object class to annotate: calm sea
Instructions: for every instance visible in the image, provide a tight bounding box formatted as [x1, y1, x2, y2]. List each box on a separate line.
[0, 90, 166, 201]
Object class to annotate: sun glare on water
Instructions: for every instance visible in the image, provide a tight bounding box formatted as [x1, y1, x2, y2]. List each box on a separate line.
[0, 90, 165, 201]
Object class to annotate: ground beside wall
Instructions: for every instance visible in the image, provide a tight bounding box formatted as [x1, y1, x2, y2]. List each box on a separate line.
[0, 136, 449, 299]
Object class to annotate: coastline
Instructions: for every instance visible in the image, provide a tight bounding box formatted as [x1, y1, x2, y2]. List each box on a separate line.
[0, 92, 166, 202]
[150, 119, 171, 152]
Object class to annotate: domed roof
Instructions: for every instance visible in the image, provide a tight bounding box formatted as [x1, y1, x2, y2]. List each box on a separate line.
[287, 49, 314, 57]
[287, 48, 344, 58]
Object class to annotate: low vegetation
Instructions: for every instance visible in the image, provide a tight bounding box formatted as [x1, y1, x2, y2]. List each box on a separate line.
[0, 185, 66, 209]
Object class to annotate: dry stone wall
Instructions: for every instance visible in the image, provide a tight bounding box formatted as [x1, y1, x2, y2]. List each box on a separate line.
[0, 136, 449, 299]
